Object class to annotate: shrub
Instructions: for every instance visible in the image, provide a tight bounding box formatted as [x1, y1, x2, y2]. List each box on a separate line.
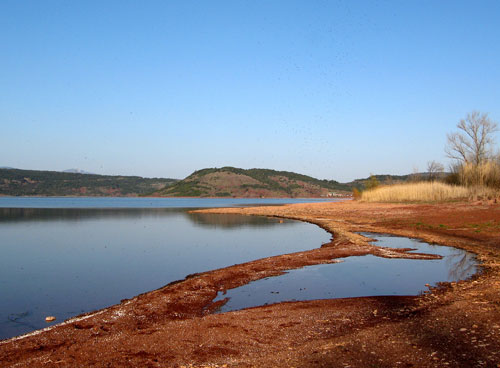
[364, 175, 380, 191]
[352, 188, 362, 200]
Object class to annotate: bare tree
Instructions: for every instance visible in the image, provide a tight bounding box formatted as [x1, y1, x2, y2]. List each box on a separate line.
[427, 160, 444, 181]
[409, 165, 421, 182]
[445, 111, 498, 165]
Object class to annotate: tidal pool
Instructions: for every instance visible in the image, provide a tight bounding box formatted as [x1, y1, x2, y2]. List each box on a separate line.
[214, 233, 478, 313]
[0, 197, 336, 340]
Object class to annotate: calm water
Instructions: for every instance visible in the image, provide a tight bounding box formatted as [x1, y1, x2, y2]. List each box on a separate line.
[0, 198, 479, 340]
[214, 233, 478, 313]
[0, 197, 337, 340]
[0, 196, 342, 208]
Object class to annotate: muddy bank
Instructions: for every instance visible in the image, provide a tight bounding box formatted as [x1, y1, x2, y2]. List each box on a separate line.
[1, 201, 500, 367]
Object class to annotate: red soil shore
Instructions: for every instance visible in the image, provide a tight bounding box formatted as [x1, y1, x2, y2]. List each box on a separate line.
[1, 201, 500, 367]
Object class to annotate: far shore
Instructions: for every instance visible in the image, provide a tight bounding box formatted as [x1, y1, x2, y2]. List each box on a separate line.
[1, 200, 499, 367]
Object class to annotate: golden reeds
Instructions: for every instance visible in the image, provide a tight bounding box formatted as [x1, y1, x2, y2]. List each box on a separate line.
[360, 182, 498, 203]
[458, 161, 500, 188]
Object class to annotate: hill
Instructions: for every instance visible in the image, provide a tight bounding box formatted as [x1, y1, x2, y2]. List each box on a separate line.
[154, 167, 351, 198]
[0, 168, 177, 197]
[62, 168, 95, 174]
[0, 167, 448, 198]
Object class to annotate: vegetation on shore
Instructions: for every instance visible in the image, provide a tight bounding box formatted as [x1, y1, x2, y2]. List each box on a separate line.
[360, 111, 500, 203]
[0, 168, 177, 197]
[360, 182, 499, 203]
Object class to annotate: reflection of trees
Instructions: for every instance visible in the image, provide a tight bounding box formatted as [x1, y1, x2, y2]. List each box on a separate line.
[185, 212, 292, 229]
[0, 208, 292, 229]
[0, 208, 183, 223]
[358, 231, 478, 282]
[446, 250, 477, 281]
[424, 241, 478, 281]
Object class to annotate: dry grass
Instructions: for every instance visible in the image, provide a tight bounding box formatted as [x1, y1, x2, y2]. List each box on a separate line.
[361, 182, 498, 203]
[459, 161, 500, 187]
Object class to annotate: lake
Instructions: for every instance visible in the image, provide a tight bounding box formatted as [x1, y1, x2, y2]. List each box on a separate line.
[0, 197, 336, 340]
[0, 197, 478, 341]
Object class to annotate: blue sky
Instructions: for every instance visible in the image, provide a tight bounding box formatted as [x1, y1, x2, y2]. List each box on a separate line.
[1, 0, 499, 182]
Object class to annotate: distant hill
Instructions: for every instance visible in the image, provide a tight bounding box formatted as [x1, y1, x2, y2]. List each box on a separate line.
[0, 168, 178, 197]
[63, 168, 95, 174]
[0, 167, 449, 198]
[153, 167, 351, 198]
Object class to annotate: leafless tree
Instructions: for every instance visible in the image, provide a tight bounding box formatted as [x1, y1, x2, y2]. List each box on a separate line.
[409, 165, 420, 182]
[445, 111, 498, 165]
[427, 160, 444, 181]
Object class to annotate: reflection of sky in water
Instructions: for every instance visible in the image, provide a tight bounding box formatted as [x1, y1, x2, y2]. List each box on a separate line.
[0, 203, 330, 340]
[360, 232, 478, 281]
[215, 233, 478, 313]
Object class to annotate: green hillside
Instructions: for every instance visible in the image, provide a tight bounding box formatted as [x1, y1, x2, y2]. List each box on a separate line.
[0, 168, 177, 196]
[0, 167, 443, 198]
[154, 166, 351, 197]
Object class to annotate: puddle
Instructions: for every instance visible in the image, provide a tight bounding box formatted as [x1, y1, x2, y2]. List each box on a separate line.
[214, 233, 478, 313]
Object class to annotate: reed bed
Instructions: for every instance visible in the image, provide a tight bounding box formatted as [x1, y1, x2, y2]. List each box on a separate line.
[360, 182, 498, 202]
[458, 162, 500, 188]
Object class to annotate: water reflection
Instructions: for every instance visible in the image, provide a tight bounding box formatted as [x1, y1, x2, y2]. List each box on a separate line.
[215, 233, 478, 313]
[360, 233, 478, 281]
[186, 212, 294, 229]
[0, 196, 343, 209]
[0, 206, 329, 340]
[0, 208, 294, 229]
[445, 251, 477, 281]
[0, 207, 182, 223]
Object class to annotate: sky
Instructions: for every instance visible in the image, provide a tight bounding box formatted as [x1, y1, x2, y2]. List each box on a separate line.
[1, 0, 499, 182]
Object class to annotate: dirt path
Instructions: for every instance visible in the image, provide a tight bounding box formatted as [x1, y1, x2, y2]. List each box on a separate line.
[1, 201, 500, 367]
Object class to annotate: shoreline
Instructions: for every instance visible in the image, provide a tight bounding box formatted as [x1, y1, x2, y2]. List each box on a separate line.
[1, 201, 500, 367]
[1, 204, 436, 344]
